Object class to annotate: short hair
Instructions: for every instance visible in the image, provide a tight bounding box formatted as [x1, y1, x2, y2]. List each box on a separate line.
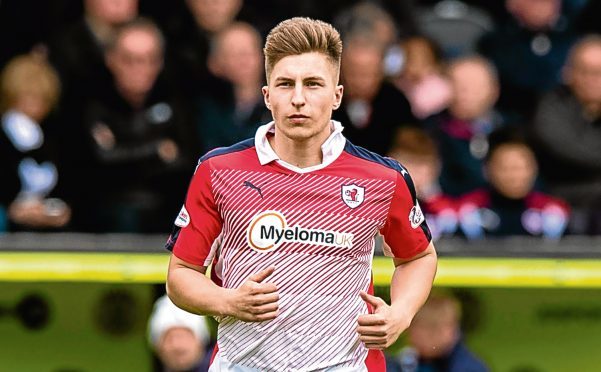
[106, 17, 165, 53]
[209, 21, 263, 57]
[566, 33, 601, 67]
[392, 126, 438, 159]
[412, 291, 461, 327]
[0, 54, 61, 113]
[263, 17, 342, 80]
[447, 54, 499, 86]
[485, 126, 532, 163]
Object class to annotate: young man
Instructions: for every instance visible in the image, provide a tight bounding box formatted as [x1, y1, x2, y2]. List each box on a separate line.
[166, 17, 437, 371]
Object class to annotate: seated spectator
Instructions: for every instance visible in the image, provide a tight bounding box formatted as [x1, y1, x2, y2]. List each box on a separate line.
[148, 295, 213, 372]
[388, 127, 458, 240]
[76, 18, 194, 232]
[0, 54, 71, 231]
[478, 0, 579, 119]
[196, 22, 270, 153]
[457, 127, 570, 239]
[428, 55, 503, 196]
[386, 291, 488, 372]
[333, 34, 416, 155]
[394, 35, 452, 119]
[530, 35, 601, 234]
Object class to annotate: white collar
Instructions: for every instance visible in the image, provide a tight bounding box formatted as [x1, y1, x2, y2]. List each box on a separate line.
[254, 120, 346, 173]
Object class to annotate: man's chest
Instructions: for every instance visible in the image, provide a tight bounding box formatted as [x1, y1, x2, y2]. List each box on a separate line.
[210, 169, 395, 252]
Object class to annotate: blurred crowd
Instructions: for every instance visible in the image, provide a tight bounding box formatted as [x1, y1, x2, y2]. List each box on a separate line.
[1, 0, 600, 237]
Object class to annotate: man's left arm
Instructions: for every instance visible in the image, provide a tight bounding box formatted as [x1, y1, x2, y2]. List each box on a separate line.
[357, 242, 437, 350]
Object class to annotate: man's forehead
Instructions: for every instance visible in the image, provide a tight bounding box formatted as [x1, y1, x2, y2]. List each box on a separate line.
[270, 52, 338, 79]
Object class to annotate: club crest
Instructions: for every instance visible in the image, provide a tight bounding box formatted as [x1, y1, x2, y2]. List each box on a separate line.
[341, 184, 365, 209]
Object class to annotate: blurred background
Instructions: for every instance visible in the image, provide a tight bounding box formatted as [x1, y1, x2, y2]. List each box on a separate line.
[0, 0, 600, 371]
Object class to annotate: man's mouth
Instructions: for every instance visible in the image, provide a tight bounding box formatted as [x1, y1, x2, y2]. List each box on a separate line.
[288, 114, 309, 119]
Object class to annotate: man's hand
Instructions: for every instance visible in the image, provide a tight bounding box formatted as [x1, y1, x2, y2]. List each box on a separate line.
[224, 266, 279, 322]
[357, 291, 410, 350]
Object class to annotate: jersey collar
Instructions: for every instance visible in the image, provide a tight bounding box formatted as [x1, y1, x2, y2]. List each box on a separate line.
[255, 120, 346, 173]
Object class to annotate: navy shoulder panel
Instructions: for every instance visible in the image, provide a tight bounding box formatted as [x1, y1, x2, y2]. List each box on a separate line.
[199, 138, 255, 162]
[343, 140, 417, 203]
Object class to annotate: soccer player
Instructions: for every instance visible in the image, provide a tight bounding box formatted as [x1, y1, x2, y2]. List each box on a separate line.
[165, 17, 437, 371]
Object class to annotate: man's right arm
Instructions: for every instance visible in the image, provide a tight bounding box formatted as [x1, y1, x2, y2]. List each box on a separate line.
[166, 254, 280, 322]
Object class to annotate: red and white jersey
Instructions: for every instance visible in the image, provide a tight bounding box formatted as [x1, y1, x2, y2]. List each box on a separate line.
[167, 121, 431, 371]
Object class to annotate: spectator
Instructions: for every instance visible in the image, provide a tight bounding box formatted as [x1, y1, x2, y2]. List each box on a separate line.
[48, 0, 139, 94]
[387, 291, 489, 372]
[76, 18, 193, 232]
[394, 36, 452, 119]
[333, 35, 416, 155]
[530, 35, 601, 234]
[165, 0, 243, 97]
[478, 0, 579, 119]
[428, 55, 502, 196]
[457, 127, 570, 239]
[388, 127, 458, 240]
[148, 295, 213, 372]
[196, 22, 270, 153]
[0, 54, 71, 231]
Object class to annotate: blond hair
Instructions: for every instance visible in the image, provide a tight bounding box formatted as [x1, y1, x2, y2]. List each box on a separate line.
[0, 54, 61, 113]
[263, 17, 342, 80]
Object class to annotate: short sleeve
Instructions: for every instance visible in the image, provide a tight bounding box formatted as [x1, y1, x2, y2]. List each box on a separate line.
[379, 171, 432, 259]
[165, 159, 223, 266]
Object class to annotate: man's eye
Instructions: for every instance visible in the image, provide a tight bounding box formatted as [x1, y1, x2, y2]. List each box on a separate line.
[277, 82, 292, 87]
[306, 81, 322, 87]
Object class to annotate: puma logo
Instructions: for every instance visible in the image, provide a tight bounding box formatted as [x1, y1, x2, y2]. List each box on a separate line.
[243, 181, 263, 199]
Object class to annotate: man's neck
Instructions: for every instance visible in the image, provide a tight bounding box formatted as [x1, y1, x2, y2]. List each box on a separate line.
[268, 124, 332, 168]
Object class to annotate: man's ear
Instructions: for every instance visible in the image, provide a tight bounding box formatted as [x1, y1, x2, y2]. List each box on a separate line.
[262, 86, 271, 109]
[333, 85, 344, 110]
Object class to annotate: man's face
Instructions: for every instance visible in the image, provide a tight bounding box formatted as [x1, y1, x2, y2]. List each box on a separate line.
[487, 144, 537, 200]
[506, 0, 560, 30]
[186, 0, 242, 33]
[565, 43, 601, 106]
[85, 0, 138, 25]
[449, 61, 498, 121]
[341, 45, 383, 101]
[157, 327, 204, 371]
[107, 29, 163, 98]
[409, 318, 458, 359]
[210, 27, 263, 86]
[263, 52, 343, 142]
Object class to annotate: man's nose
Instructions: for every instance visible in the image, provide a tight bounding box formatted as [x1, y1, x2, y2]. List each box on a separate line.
[291, 84, 305, 107]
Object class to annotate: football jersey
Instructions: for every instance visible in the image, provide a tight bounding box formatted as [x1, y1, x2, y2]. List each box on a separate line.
[166, 121, 431, 371]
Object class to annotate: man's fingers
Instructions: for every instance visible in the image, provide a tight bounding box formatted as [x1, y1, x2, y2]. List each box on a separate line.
[364, 342, 387, 350]
[359, 334, 386, 343]
[356, 325, 386, 337]
[357, 314, 386, 326]
[253, 292, 279, 305]
[359, 291, 385, 308]
[254, 310, 279, 322]
[248, 266, 276, 283]
[251, 302, 279, 315]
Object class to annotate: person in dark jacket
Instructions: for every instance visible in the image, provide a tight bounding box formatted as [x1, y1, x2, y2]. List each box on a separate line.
[333, 35, 416, 155]
[77, 18, 194, 232]
[457, 127, 570, 239]
[530, 35, 601, 234]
